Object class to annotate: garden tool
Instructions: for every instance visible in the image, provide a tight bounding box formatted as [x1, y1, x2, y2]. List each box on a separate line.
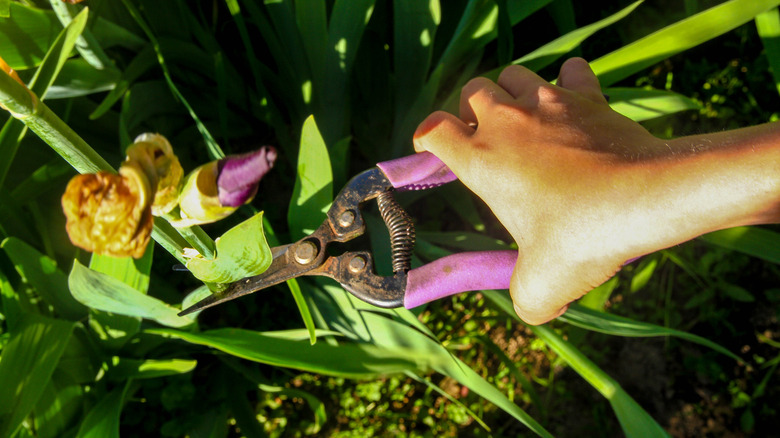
[179, 152, 517, 316]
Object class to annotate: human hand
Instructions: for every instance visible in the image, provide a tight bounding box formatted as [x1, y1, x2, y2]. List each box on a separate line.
[413, 58, 780, 324]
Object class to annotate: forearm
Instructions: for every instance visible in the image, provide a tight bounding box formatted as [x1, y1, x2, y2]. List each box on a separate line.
[634, 122, 780, 253]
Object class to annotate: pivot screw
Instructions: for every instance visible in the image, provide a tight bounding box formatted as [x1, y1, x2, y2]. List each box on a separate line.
[294, 241, 318, 265]
[348, 255, 367, 273]
[338, 210, 355, 228]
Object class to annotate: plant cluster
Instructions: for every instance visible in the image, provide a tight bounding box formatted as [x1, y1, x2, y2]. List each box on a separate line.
[1, 0, 779, 436]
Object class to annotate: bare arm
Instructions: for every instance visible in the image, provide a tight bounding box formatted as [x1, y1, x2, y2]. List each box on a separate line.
[413, 58, 780, 325]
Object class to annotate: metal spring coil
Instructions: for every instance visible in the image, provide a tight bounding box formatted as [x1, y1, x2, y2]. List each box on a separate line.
[377, 190, 415, 273]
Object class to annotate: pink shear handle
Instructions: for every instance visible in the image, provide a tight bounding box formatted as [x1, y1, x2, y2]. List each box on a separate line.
[404, 251, 518, 308]
[377, 152, 457, 191]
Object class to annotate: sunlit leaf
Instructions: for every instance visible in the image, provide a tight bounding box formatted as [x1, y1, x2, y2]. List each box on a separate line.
[107, 357, 197, 380]
[606, 87, 701, 122]
[185, 212, 272, 284]
[756, 7, 780, 96]
[2, 237, 87, 320]
[0, 313, 75, 438]
[591, 0, 780, 87]
[68, 260, 194, 328]
[288, 115, 333, 239]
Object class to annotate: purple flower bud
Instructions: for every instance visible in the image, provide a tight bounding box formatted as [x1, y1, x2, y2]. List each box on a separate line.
[217, 146, 277, 207]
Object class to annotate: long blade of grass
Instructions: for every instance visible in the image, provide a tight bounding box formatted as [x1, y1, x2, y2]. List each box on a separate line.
[2, 237, 87, 320]
[509, 0, 643, 74]
[47, 59, 120, 99]
[591, 0, 780, 87]
[0, 7, 88, 190]
[68, 260, 195, 328]
[755, 7, 780, 96]
[405, 370, 490, 431]
[531, 324, 669, 437]
[90, 46, 156, 119]
[0, 313, 75, 438]
[699, 226, 780, 264]
[486, 291, 668, 437]
[48, 0, 113, 70]
[560, 304, 741, 362]
[394, 0, 440, 119]
[120, 0, 224, 159]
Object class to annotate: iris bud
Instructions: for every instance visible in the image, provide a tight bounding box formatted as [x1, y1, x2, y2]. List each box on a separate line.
[175, 146, 276, 227]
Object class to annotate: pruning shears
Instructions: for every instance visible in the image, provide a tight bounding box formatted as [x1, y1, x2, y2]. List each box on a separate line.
[179, 152, 517, 316]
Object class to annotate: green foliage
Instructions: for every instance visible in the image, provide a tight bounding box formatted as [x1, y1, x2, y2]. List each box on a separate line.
[185, 212, 272, 283]
[1, 0, 779, 436]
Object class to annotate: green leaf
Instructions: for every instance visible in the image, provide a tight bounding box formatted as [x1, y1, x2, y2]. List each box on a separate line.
[393, 0, 440, 117]
[699, 226, 780, 264]
[107, 357, 197, 380]
[90, 46, 156, 119]
[0, 7, 87, 190]
[288, 115, 333, 239]
[630, 256, 659, 293]
[509, 0, 643, 73]
[0, 0, 8, 18]
[86, 250, 152, 349]
[0, 3, 61, 70]
[0, 313, 75, 438]
[28, 6, 88, 100]
[559, 304, 741, 362]
[185, 212, 273, 284]
[578, 276, 619, 311]
[75, 382, 130, 438]
[755, 7, 780, 96]
[147, 327, 424, 378]
[607, 87, 701, 122]
[591, 0, 780, 87]
[718, 282, 756, 303]
[33, 373, 83, 438]
[68, 260, 194, 328]
[2, 237, 87, 320]
[47, 58, 120, 99]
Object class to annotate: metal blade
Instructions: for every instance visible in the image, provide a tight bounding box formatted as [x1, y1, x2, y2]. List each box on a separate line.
[178, 244, 298, 316]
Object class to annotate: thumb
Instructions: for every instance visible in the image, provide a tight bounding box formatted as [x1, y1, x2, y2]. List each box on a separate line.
[413, 111, 475, 171]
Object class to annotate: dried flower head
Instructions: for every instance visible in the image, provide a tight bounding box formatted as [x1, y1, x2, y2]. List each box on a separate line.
[125, 133, 183, 216]
[61, 163, 154, 258]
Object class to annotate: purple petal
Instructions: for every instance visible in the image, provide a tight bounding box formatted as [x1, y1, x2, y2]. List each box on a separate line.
[217, 146, 277, 207]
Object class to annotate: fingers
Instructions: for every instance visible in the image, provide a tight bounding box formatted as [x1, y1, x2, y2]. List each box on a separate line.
[459, 77, 515, 126]
[557, 57, 608, 105]
[413, 111, 475, 169]
[496, 64, 549, 101]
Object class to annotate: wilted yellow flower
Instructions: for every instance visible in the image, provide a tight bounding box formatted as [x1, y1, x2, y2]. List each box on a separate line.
[125, 133, 183, 216]
[61, 163, 153, 258]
